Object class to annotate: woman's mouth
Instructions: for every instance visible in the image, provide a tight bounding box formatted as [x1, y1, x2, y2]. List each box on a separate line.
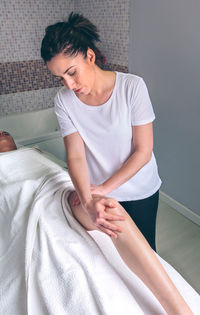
[75, 88, 82, 93]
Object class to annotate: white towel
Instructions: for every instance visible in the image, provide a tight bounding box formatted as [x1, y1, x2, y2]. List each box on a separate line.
[0, 148, 200, 315]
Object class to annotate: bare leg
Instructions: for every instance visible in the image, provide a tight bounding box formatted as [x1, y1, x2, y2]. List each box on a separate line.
[68, 193, 193, 315]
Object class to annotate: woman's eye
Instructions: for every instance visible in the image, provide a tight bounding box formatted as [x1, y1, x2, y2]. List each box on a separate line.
[68, 70, 76, 77]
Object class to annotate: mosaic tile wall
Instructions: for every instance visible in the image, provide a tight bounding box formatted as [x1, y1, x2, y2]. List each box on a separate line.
[0, 0, 129, 116]
[0, 88, 60, 115]
[0, 0, 74, 62]
[74, 0, 130, 67]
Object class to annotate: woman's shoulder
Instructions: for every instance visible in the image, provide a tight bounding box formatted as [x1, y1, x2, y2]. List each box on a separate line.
[117, 71, 142, 83]
[116, 72, 144, 91]
[54, 87, 73, 107]
[116, 72, 145, 96]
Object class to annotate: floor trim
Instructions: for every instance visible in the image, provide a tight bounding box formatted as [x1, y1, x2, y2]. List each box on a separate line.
[159, 190, 200, 227]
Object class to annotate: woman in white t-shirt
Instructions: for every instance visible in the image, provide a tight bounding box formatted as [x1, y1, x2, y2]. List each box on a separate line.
[41, 12, 162, 251]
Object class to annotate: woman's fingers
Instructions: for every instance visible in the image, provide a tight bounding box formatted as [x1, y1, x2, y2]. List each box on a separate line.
[85, 198, 125, 235]
[71, 191, 81, 206]
[75, 196, 80, 205]
[96, 218, 123, 233]
[98, 225, 118, 238]
[104, 212, 125, 222]
[100, 198, 118, 208]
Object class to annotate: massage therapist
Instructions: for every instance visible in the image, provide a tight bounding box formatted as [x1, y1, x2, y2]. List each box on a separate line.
[41, 12, 161, 250]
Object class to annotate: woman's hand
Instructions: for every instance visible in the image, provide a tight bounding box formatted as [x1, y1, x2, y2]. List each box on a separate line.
[70, 188, 125, 238]
[71, 184, 106, 207]
[84, 195, 125, 238]
[71, 191, 81, 206]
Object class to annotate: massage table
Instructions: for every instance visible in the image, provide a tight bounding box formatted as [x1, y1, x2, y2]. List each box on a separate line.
[0, 147, 199, 314]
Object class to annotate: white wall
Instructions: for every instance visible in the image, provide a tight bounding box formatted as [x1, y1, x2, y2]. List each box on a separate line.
[129, 0, 200, 217]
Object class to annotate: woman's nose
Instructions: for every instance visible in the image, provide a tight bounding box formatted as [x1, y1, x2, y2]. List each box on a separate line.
[62, 77, 76, 90]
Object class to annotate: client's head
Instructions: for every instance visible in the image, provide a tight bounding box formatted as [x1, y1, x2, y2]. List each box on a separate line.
[0, 131, 17, 153]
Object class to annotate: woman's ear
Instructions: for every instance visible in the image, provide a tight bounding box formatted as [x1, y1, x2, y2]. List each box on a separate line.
[86, 48, 96, 64]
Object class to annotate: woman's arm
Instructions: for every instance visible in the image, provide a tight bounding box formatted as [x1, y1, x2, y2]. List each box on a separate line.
[97, 122, 153, 195]
[64, 132, 125, 237]
[64, 132, 92, 206]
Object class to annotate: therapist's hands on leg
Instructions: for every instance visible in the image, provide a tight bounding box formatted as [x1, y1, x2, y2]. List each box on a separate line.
[71, 184, 105, 206]
[70, 191, 125, 238]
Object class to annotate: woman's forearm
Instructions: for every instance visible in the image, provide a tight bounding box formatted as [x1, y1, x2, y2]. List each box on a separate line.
[102, 150, 152, 194]
[67, 157, 92, 207]
[67, 158, 125, 236]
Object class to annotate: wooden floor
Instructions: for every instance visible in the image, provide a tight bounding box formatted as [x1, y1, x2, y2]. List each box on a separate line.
[156, 199, 200, 294]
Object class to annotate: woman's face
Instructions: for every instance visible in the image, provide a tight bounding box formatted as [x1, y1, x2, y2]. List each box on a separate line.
[46, 49, 96, 95]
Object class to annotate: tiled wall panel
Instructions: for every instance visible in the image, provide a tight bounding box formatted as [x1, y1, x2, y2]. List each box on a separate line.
[0, 60, 61, 95]
[0, 0, 129, 116]
[0, 0, 74, 62]
[74, 0, 130, 67]
[0, 88, 60, 115]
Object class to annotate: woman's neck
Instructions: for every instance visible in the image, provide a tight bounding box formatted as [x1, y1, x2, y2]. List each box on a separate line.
[77, 67, 116, 106]
[90, 66, 116, 96]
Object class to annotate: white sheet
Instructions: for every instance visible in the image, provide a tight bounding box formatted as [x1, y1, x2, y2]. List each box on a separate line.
[0, 148, 199, 315]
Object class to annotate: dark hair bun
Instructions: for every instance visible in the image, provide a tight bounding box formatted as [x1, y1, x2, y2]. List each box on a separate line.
[41, 12, 106, 66]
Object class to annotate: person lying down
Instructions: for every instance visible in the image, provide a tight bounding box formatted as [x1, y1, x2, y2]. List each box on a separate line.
[0, 131, 199, 315]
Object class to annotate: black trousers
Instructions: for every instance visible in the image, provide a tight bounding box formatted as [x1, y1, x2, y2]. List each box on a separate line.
[119, 190, 159, 252]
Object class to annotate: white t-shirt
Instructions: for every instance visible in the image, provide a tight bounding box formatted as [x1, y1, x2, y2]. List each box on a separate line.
[54, 72, 162, 201]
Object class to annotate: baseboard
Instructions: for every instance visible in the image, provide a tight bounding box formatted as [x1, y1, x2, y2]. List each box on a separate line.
[159, 190, 200, 227]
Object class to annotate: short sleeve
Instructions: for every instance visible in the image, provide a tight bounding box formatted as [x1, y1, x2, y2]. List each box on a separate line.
[54, 92, 77, 138]
[131, 78, 155, 126]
